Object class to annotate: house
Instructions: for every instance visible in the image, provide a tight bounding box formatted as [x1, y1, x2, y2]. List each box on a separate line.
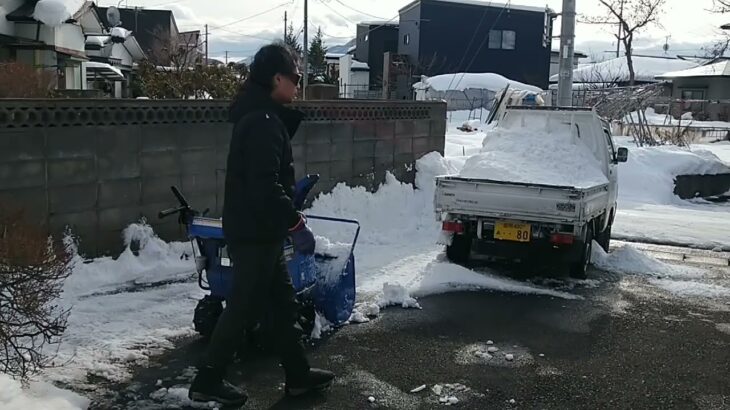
[85, 27, 146, 98]
[325, 38, 355, 83]
[97, 6, 201, 67]
[549, 48, 587, 77]
[3, 0, 104, 92]
[355, 21, 398, 88]
[338, 54, 370, 98]
[656, 59, 730, 121]
[398, 0, 555, 89]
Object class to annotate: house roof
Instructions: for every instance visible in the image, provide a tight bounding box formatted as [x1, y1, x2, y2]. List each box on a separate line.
[656, 60, 730, 79]
[7, 0, 91, 25]
[359, 20, 399, 27]
[399, 0, 552, 15]
[97, 7, 177, 58]
[0, 33, 45, 47]
[86, 61, 125, 80]
[549, 55, 699, 83]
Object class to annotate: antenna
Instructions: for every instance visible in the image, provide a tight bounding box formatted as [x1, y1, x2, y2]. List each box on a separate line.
[663, 35, 671, 55]
[107, 6, 121, 27]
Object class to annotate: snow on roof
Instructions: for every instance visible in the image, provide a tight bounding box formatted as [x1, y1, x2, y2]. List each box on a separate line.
[86, 61, 124, 79]
[400, 0, 550, 14]
[656, 60, 730, 79]
[549, 55, 699, 83]
[413, 72, 542, 93]
[359, 20, 399, 27]
[351, 60, 369, 70]
[85, 35, 108, 48]
[111, 26, 131, 40]
[33, 0, 85, 26]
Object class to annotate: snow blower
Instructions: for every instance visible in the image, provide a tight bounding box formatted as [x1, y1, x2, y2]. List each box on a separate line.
[158, 175, 359, 341]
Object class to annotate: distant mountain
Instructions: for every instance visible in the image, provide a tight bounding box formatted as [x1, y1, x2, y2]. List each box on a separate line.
[326, 38, 355, 57]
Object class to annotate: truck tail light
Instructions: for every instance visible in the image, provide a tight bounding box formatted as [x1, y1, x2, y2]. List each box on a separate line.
[442, 221, 464, 233]
[550, 233, 574, 245]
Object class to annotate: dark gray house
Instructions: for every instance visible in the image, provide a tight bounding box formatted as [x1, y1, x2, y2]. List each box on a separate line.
[398, 0, 555, 89]
[355, 21, 399, 88]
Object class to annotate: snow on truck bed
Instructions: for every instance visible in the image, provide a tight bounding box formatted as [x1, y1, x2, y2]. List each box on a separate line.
[413, 72, 542, 93]
[458, 117, 609, 189]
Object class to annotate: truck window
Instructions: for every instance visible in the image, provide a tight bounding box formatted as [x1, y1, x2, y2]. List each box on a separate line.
[603, 129, 616, 160]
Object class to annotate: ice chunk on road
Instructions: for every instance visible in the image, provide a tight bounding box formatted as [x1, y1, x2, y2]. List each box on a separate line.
[432, 385, 443, 395]
[487, 346, 499, 353]
[505, 354, 515, 361]
[410, 384, 427, 393]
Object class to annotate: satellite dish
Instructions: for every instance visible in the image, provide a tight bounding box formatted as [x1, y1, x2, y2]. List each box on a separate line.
[106, 6, 121, 27]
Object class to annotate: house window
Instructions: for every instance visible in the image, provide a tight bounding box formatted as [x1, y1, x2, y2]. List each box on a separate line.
[680, 89, 705, 113]
[488, 30, 516, 50]
[404, 34, 410, 45]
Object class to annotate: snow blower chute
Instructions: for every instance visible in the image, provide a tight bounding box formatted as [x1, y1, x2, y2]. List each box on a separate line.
[158, 175, 359, 339]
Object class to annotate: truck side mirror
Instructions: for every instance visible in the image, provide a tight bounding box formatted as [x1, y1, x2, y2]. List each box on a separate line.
[616, 147, 629, 163]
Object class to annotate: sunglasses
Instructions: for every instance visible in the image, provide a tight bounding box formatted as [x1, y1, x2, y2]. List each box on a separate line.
[285, 72, 302, 86]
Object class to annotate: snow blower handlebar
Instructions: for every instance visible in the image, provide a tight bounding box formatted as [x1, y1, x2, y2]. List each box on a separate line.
[158, 186, 204, 224]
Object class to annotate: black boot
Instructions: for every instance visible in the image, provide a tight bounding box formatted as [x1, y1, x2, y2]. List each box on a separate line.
[188, 366, 248, 406]
[285, 368, 335, 397]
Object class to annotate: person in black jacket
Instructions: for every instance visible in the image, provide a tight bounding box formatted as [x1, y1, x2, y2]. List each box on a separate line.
[188, 44, 334, 406]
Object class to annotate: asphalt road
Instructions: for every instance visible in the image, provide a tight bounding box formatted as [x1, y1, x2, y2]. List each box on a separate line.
[89, 253, 730, 410]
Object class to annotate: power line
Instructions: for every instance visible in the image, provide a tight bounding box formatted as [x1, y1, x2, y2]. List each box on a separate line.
[452, 0, 512, 91]
[210, 1, 293, 31]
[331, 0, 387, 20]
[445, 1, 492, 91]
[316, 0, 355, 24]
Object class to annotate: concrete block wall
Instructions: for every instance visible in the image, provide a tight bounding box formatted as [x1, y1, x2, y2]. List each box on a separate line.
[0, 99, 446, 256]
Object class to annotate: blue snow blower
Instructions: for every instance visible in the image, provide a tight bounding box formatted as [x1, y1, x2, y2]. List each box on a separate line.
[158, 175, 359, 340]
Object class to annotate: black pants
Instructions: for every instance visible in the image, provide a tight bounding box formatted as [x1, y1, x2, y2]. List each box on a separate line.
[201, 241, 309, 378]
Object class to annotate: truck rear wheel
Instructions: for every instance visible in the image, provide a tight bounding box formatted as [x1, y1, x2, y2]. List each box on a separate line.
[446, 235, 472, 264]
[596, 224, 612, 253]
[569, 226, 593, 279]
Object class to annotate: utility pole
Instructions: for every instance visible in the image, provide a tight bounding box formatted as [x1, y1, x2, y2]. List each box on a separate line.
[302, 0, 308, 100]
[204, 24, 209, 65]
[557, 0, 576, 107]
[225, 51, 229, 65]
[284, 11, 287, 41]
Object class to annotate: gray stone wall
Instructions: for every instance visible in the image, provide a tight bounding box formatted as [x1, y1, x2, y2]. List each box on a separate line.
[0, 99, 446, 256]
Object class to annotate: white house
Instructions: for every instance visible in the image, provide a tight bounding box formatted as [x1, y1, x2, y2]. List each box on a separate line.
[85, 27, 146, 97]
[338, 54, 370, 98]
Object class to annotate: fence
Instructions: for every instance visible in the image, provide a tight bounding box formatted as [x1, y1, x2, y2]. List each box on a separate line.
[0, 98, 447, 256]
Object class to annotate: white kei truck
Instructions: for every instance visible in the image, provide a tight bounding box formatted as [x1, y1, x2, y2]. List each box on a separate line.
[434, 101, 628, 278]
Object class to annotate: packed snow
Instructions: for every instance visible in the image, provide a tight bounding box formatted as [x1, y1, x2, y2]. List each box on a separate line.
[33, 0, 85, 26]
[458, 114, 609, 188]
[591, 243, 704, 279]
[624, 107, 730, 130]
[0, 374, 89, 410]
[413, 73, 542, 93]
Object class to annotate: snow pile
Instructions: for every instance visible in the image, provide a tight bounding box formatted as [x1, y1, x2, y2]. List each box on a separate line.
[413, 72, 542, 93]
[148, 386, 217, 409]
[0, 373, 89, 410]
[624, 107, 730, 129]
[459, 117, 609, 188]
[33, 0, 84, 26]
[310, 312, 333, 340]
[616, 137, 730, 205]
[591, 243, 704, 278]
[378, 283, 421, 309]
[49, 222, 202, 384]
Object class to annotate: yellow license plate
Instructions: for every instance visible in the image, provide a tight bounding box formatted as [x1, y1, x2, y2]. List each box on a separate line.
[494, 221, 531, 242]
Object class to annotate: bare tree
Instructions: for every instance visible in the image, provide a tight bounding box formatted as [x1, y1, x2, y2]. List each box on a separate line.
[711, 0, 730, 13]
[0, 208, 73, 380]
[148, 27, 202, 70]
[584, 0, 666, 86]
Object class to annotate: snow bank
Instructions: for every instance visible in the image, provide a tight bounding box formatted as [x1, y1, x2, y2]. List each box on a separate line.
[591, 243, 704, 278]
[625, 107, 730, 129]
[33, 0, 84, 26]
[413, 73, 541, 93]
[0, 373, 89, 410]
[50, 222, 203, 384]
[616, 137, 730, 205]
[459, 117, 609, 188]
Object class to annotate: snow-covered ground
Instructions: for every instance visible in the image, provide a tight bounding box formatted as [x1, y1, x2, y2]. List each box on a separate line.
[625, 107, 730, 129]
[4, 108, 730, 409]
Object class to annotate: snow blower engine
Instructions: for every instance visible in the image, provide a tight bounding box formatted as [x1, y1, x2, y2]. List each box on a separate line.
[158, 175, 359, 341]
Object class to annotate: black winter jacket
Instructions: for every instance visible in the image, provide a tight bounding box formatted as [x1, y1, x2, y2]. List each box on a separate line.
[222, 81, 303, 242]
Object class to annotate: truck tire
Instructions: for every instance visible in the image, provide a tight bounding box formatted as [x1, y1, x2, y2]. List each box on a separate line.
[569, 225, 593, 279]
[596, 224, 612, 253]
[446, 235, 472, 264]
